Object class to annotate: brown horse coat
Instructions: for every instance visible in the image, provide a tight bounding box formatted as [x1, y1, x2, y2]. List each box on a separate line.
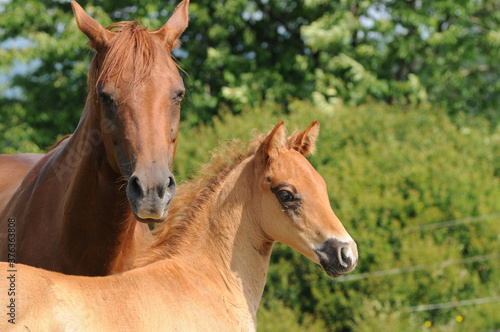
[0, 0, 190, 276]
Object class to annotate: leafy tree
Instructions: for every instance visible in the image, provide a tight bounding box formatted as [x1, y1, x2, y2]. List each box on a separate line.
[2, 0, 499, 151]
[2, 1, 500, 330]
[301, 0, 500, 123]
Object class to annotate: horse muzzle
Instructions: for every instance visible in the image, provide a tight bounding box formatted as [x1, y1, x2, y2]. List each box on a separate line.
[126, 168, 176, 223]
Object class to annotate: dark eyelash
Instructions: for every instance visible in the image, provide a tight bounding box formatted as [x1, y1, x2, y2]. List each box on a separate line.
[174, 91, 185, 102]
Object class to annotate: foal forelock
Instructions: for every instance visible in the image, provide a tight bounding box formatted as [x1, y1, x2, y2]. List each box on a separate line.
[133, 129, 318, 268]
[87, 21, 165, 99]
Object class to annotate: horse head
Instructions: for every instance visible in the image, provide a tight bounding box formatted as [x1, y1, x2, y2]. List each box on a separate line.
[72, 0, 189, 222]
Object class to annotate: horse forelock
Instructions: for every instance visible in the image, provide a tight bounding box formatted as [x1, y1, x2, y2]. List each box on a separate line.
[87, 21, 161, 99]
[133, 127, 316, 268]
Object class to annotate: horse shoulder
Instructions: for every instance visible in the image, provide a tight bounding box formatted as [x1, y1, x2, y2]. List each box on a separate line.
[0, 149, 68, 260]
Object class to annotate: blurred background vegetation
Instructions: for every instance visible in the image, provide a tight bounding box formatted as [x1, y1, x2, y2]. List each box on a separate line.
[1, 0, 499, 330]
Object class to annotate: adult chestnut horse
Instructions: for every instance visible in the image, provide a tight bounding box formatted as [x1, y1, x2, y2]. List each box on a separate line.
[0, 121, 358, 331]
[0, 0, 190, 276]
[0, 154, 41, 215]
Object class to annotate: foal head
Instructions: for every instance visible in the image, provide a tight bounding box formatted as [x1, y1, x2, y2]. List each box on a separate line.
[254, 121, 358, 277]
[72, 1, 189, 222]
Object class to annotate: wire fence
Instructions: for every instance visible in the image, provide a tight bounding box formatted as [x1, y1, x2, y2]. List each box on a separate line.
[398, 213, 500, 234]
[335, 213, 500, 314]
[407, 296, 500, 312]
[335, 252, 500, 282]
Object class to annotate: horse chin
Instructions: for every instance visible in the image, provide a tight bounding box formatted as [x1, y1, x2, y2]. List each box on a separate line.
[128, 194, 173, 223]
[133, 214, 166, 224]
[131, 205, 170, 224]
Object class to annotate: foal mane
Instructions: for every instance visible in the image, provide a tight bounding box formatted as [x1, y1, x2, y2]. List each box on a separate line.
[133, 127, 306, 268]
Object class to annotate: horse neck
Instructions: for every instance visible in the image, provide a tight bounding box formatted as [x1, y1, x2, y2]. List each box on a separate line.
[179, 158, 275, 324]
[54, 96, 138, 274]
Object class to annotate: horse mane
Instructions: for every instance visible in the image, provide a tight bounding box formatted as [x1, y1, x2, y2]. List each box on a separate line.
[48, 134, 72, 151]
[87, 21, 159, 101]
[133, 127, 305, 268]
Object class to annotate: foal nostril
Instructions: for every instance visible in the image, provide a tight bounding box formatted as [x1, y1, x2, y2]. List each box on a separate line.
[339, 246, 350, 268]
[129, 176, 143, 200]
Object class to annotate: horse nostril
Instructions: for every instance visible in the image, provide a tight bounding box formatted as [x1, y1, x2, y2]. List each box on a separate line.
[158, 175, 175, 199]
[129, 176, 143, 199]
[167, 175, 176, 188]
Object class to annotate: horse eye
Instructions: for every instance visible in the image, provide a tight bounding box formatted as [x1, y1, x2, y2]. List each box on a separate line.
[278, 190, 294, 203]
[98, 91, 113, 104]
[174, 91, 185, 102]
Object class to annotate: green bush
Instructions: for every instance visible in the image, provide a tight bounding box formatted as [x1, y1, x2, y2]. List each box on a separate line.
[257, 299, 326, 332]
[3, 99, 499, 330]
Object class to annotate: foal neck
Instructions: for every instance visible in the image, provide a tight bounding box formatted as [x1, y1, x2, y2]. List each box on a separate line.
[186, 158, 274, 325]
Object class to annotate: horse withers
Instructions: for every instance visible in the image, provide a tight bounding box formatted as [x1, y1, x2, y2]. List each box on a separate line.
[0, 0, 190, 276]
[0, 121, 358, 330]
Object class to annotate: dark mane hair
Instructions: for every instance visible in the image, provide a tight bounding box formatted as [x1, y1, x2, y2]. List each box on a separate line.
[133, 127, 306, 268]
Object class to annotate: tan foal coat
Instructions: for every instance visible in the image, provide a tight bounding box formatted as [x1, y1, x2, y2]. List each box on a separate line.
[0, 121, 358, 331]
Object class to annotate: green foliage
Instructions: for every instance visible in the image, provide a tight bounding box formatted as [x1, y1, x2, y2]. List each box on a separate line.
[2, 0, 499, 152]
[1, 1, 500, 330]
[301, 0, 500, 123]
[1, 0, 98, 148]
[257, 299, 326, 332]
[172, 101, 500, 331]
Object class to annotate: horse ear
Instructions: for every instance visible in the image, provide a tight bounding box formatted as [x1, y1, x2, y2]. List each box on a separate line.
[258, 121, 287, 162]
[291, 120, 320, 156]
[154, 0, 189, 49]
[72, 1, 113, 50]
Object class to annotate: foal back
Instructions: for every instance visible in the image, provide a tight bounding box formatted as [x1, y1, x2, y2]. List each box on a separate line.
[0, 261, 245, 331]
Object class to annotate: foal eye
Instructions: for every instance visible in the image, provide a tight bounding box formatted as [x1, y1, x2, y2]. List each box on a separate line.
[278, 190, 294, 203]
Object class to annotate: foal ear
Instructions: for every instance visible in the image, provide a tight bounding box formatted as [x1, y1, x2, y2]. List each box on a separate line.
[72, 1, 113, 50]
[291, 120, 320, 156]
[154, 0, 190, 49]
[258, 121, 287, 162]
